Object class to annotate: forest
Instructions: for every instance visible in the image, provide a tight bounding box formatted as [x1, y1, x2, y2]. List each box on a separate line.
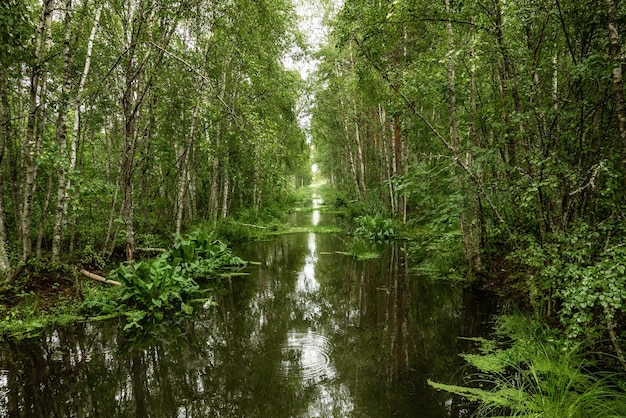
[310, 0, 626, 414]
[0, 0, 310, 277]
[2, 0, 626, 416]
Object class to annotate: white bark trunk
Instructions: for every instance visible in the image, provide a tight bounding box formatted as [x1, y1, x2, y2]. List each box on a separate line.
[52, 4, 101, 262]
[21, 0, 55, 262]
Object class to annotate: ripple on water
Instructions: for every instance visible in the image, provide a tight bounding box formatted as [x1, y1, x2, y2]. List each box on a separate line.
[280, 331, 337, 384]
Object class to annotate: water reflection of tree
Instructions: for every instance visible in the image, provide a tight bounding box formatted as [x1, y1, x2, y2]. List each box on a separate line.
[0, 234, 493, 417]
[315, 241, 487, 417]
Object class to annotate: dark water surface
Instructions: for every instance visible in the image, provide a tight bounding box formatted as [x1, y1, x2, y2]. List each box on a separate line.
[0, 202, 497, 417]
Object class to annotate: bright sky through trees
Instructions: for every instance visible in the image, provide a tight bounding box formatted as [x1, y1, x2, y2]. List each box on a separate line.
[285, 0, 340, 173]
[285, 0, 329, 79]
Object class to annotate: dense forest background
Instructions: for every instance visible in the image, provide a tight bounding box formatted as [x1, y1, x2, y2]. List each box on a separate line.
[0, 0, 311, 278]
[311, 0, 626, 368]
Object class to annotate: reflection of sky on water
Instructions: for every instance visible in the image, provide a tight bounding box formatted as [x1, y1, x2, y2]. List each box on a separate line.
[296, 233, 319, 293]
[286, 199, 355, 417]
[311, 197, 322, 227]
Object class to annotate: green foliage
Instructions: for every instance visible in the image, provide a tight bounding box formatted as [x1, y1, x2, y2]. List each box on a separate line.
[354, 214, 396, 243]
[111, 255, 199, 329]
[0, 285, 84, 340]
[0, 0, 33, 62]
[511, 223, 626, 353]
[409, 230, 465, 281]
[80, 284, 123, 317]
[558, 245, 626, 342]
[168, 230, 245, 278]
[106, 230, 245, 330]
[78, 244, 107, 271]
[429, 315, 626, 417]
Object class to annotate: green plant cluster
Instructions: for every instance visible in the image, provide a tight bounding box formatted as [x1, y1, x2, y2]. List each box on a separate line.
[354, 214, 396, 243]
[108, 231, 245, 330]
[511, 223, 626, 357]
[558, 245, 626, 342]
[429, 315, 626, 417]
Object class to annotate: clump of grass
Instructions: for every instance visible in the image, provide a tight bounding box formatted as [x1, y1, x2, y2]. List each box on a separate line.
[429, 314, 626, 417]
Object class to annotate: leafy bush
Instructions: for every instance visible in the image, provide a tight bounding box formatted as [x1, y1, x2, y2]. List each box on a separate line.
[168, 230, 245, 278]
[79, 244, 107, 270]
[511, 223, 626, 364]
[111, 255, 199, 328]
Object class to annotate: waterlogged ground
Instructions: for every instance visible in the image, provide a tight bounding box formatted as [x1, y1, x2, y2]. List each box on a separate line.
[0, 201, 497, 417]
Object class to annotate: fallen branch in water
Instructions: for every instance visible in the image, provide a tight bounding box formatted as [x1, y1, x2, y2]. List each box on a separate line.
[228, 221, 267, 229]
[80, 269, 121, 286]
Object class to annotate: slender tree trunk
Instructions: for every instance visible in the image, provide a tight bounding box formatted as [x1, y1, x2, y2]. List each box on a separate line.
[119, 1, 175, 261]
[175, 39, 209, 234]
[354, 101, 366, 194]
[446, 0, 481, 270]
[21, 0, 55, 262]
[379, 106, 395, 213]
[36, 173, 54, 258]
[469, 17, 483, 271]
[493, 0, 522, 166]
[52, 4, 101, 262]
[209, 134, 220, 226]
[104, 174, 120, 256]
[393, 115, 404, 218]
[0, 70, 11, 273]
[50, 0, 74, 262]
[349, 49, 367, 195]
[221, 142, 230, 220]
[340, 95, 361, 200]
[175, 104, 196, 235]
[605, 0, 626, 146]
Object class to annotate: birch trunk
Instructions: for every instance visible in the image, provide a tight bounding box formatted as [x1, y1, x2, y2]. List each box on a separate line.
[0, 66, 11, 272]
[393, 115, 403, 218]
[119, 1, 174, 261]
[354, 101, 366, 194]
[446, 0, 481, 271]
[175, 40, 209, 235]
[35, 173, 53, 258]
[209, 135, 220, 226]
[340, 96, 361, 199]
[379, 106, 395, 213]
[50, 0, 75, 262]
[21, 0, 55, 262]
[52, 4, 101, 262]
[605, 0, 626, 145]
[221, 151, 230, 220]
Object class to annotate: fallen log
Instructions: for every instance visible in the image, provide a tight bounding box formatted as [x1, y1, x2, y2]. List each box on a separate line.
[136, 247, 166, 253]
[80, 269, 121, 286]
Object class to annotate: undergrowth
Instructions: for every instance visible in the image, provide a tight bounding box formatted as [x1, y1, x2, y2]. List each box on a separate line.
[85, 230, 246, 331]
[429, 314, 626, 417]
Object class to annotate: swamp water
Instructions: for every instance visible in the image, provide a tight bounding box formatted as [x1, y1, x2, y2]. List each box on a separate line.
[0, 201, 497, 417]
